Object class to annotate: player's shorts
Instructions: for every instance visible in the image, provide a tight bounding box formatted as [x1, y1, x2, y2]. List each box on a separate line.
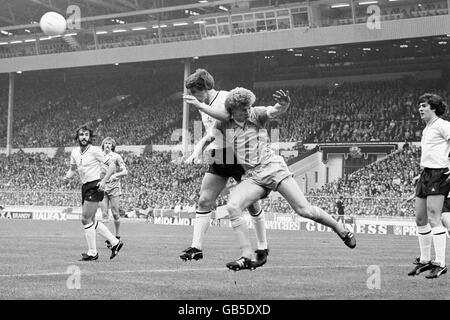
[415, 168, 450, 199]
[81, 179, 104, 204]
[104, 187, 121, 199]
[242, 155, 293, 198]
[207, 148, 245, 181]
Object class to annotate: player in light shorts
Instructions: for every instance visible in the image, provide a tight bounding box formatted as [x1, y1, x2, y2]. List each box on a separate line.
[99, 137, 128, 249]
[197, 87, 356, 271]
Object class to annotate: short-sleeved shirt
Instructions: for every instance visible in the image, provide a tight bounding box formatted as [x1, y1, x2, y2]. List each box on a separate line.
[200, 90, 228, 150]
[70, 145, 107, 184]
[214, 106, 274, 170]
[420, 117, 450, 168]
[101, 151, 126, 190]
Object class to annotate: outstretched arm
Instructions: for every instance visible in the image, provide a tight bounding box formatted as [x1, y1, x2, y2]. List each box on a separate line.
[183, 94, 231, 121]
[266, 89, 291, 119]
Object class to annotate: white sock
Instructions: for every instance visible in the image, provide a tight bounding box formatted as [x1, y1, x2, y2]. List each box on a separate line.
[95, 221, 119, 246]
[432, 226, 447, 267]
[251, 209, 268, 250]
[191, 211, 211, 250]
[230, 216, 253, 259]
[84, 222, 97, 256]
[417, 224, 432, 263]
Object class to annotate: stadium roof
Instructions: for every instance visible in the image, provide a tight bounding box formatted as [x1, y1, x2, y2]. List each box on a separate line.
[0, 0, 312, 32]
[0, 0, 199, 25]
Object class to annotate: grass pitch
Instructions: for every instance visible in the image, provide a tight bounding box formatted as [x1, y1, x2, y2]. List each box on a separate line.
[0, 220, 449, 300]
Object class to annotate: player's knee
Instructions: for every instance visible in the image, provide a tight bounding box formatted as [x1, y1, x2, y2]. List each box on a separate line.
[197, 195, 215, 211]
[415, 216, 428, 226]
[247, 203, 261, 216]
[428, 216, 442, 227]
[293, 204, 314, 219]
[426, 207, 440, 216]
[110, 207, 120, 219]
[81, 217, 92, 225]
[226, 202, 243, 220]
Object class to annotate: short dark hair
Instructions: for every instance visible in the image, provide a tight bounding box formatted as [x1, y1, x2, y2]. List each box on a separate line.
[74, 126, 94, 143]
[418, 93, 447, 117]
[184, 68, 214, 91]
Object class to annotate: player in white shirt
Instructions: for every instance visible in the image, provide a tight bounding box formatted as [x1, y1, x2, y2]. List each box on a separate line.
[180, 69, 269, 266]
[63, 126, 124, 261]
[99, 137, 128, 249]
[408, 94, 449, 278]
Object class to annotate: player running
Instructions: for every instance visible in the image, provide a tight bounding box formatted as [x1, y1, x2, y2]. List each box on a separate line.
[99, 137, 128, 249]
[196, 87, 356, 270]
[180, 69, 269, 267]
[63, 126, 124, 261]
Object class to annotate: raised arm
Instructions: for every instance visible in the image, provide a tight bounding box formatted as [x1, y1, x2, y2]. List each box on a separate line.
[266, 89, 291, 119]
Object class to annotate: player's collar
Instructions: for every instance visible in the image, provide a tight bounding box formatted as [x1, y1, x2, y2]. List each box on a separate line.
[208, 90, 220, 106]
[80, 144, 91, 155]
[426, 116, 440, 128]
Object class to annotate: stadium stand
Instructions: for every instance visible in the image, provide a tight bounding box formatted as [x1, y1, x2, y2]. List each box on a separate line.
[0, 143, 421, 217]
[2, 76, 448, 148]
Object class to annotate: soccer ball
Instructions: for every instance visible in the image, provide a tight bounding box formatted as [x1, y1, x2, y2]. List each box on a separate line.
[39, 12, 67, 36]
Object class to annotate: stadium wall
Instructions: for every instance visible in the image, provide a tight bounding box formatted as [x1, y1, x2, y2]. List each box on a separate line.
[0, 205, 418, 236]
[0, 16, 449, 73]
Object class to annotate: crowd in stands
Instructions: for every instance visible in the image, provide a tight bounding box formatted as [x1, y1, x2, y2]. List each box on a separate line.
[2, 76, 450, 148]
[0, 150, 208, 212]
[0, 144, 422, 217]
[281, 144, 420, 217]
[1, 69, 450, 218]
[0, 73, 180, 147]
[253, 78, 450, 143]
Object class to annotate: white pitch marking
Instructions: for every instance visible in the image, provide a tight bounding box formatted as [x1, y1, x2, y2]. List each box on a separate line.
[0, 264, 410, 278]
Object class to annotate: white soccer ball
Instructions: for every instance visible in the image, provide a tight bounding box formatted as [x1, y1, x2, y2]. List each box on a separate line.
[39, 12, 67, 36]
